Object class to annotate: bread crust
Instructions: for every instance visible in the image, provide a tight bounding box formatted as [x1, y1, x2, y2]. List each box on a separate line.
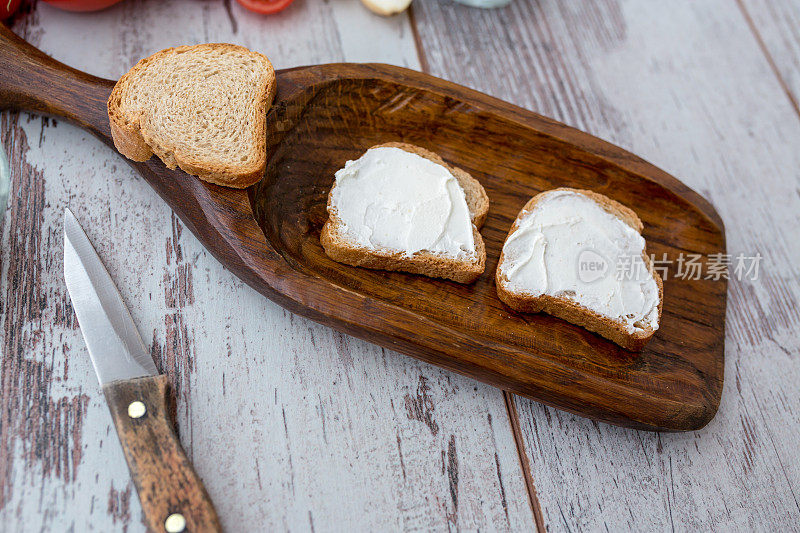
[495, 188, 664, 351]
[107, 43, 276, 189]
[321, 142, 489, 283]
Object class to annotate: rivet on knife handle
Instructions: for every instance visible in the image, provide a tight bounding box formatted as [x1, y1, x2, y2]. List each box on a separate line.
[103, 374, 221, 533]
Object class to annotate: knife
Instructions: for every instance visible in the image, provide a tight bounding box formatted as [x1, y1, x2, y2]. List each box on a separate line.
[63, 208, 221, 533]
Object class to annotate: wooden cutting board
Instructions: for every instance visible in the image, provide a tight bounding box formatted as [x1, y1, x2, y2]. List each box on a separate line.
[0, 25, 726, 431]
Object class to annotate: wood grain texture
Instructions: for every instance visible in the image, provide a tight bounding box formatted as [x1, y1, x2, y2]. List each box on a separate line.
[0, 1, 534, 531]
[103, 375, 221, 532]
[0, 15, 727, 434]
[737, 0, 800, 118]
[412, 0, 800, 529]
[253, 63, 724, 431]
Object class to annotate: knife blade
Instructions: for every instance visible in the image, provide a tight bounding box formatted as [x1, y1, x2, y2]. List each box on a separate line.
[63, 208, 221, 533]
[63, 208, 157, 383]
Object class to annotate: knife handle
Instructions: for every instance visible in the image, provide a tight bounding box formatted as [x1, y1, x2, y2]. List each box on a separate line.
[103, 375, 222, 533]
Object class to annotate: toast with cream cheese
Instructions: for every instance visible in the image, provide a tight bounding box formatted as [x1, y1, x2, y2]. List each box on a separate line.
[496, 188, 663, 350]
[321, 142, 488, 283]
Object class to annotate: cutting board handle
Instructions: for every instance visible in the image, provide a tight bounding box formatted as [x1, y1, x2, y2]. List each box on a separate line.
[0, 23, 113, 135]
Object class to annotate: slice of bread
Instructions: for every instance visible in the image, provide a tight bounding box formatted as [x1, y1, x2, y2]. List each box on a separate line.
[107, 43, 276, 188]
[496, 188, 663, 350]
[321, 142, 489, 283]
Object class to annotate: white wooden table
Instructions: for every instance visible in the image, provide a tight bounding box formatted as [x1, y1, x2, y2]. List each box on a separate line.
[1, 1, 798, 531]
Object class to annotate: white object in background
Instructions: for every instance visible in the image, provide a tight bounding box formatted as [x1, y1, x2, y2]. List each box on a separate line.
[453, 0, 512, 7]
[361, 0, 412, 16]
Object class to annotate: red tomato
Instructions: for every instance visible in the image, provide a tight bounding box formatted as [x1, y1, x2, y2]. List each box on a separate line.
[236, 0, 295, 15]
[41, 0, 124, 11]
[1, 0, 22, 19]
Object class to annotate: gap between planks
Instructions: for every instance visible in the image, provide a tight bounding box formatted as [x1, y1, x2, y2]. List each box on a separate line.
[735, 0, 800, 121]
[503, 391, 547, 532]
[407, 4, 432, 74]
[407, 5, 546, 529]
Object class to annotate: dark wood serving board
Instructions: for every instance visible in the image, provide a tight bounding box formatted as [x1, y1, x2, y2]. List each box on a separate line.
[0, 25, 726, 431]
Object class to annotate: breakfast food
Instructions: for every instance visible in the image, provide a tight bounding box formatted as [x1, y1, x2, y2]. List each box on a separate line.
[107, 43, 275, 188]
[496, 188, 663, 350]
[321, 142, 489, 283]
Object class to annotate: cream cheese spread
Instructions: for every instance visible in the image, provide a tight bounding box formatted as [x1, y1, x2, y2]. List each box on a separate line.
[329, 147, 476, 259]
[499, 190, 660, 333]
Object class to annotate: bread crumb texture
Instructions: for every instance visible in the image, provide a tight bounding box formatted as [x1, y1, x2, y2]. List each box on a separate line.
[108, 43, 275, 188]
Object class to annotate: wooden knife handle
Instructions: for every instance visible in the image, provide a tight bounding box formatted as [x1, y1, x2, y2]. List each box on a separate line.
[103, 375, 222, 533]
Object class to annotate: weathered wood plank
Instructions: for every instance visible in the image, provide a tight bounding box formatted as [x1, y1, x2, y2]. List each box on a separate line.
[412, 0, 800, 530]
[737, 0, 800, 117]
[0, 1, 534, 531]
